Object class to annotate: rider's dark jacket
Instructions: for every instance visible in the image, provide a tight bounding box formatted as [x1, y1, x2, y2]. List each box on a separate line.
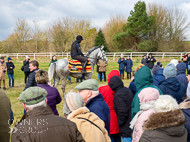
[71, 40, 84, 57]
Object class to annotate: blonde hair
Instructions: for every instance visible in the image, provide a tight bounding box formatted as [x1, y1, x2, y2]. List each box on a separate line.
[135, 64, 144, 73]
[35, 70, 49, 84]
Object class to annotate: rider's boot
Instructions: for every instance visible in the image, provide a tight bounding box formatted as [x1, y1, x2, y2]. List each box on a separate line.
[82, 60, 88, 73]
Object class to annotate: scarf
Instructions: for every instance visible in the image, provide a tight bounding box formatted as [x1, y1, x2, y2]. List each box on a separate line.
[130, 100, 155, 129]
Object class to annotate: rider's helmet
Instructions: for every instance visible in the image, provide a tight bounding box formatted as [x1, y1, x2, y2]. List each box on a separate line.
[76, 35, 83, 43]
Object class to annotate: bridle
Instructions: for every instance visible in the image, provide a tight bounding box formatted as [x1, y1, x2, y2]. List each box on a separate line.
[86, 47, 107, 62]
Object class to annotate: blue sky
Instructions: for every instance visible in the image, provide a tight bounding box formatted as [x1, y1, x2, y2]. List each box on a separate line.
[1, 0, 190, 41]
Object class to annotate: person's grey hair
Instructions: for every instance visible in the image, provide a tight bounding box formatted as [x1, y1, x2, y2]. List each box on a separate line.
[25, 99, 46, 110]
[154, 95, 179, 113]
[91, 90, 99, 95]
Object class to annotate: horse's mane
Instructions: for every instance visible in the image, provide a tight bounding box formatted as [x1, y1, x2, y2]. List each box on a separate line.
[88, 46, 100, 54]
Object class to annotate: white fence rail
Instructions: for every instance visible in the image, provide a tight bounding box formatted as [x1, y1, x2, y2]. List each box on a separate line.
[0, 52, 187, 60]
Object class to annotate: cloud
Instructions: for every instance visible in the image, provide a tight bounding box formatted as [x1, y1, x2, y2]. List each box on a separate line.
[1, 0, 190, 40]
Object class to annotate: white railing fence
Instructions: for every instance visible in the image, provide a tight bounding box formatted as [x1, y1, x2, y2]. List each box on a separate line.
[0, 52, 187, 60]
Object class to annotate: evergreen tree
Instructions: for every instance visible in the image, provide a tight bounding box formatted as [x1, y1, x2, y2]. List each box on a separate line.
[94, 29, 109, 52]
[114, 1, 155, 50]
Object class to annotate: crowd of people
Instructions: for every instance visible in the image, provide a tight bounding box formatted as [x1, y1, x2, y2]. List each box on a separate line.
[1, 48, 190, 142]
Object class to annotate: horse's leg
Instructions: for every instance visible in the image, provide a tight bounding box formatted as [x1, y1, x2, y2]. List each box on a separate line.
[61, 74, 69, 97]
[53, 73, 60, 87]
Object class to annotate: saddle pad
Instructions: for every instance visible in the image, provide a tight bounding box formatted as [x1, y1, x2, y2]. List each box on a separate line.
[68, 59, 92, 73]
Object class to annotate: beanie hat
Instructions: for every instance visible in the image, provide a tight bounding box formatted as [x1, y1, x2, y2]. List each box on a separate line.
[163, 63, 176, 78]
[63, 91, 84, 117]
[152, 65, 160, 76]
[8, 57, 11, 61]
[155, 62, 162, 68]
[138, 87, 160, 103]
[154, 95, 179, 113]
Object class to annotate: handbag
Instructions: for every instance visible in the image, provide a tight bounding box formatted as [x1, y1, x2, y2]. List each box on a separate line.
[21, 66, 24, 71]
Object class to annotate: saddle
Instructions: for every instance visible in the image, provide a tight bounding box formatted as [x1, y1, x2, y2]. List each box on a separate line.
[68, 59, 92, 73]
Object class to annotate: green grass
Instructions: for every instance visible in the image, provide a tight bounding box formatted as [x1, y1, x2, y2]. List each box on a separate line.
[7, 56, 176, 130]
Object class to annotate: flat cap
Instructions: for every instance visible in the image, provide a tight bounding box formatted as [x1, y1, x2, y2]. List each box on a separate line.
[0, 57, 4, 59]
[19, 87, 47, 105]
[75, 79, 98, 91]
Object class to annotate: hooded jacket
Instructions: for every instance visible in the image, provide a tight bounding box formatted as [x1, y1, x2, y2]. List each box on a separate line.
[153, 68, 165, 87]
[67, 107, 111, 142]
[176, 62, 188, 88]
[86, 93, 110, 134]
[118, 58, 126, 71]
[158, 77, 186, 104]
[132, 88, 160, 142]
[132, 66, 163, 119]
[99, 70, 120, 135]
[179, 100, 190, 142]
[11, 106, 85, 142]
[108, 76, 134, 138]
[139, 109, 187, 142]
[124, 59, 133, 73]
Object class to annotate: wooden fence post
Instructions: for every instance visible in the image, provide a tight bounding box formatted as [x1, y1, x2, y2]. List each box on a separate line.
[34, 53, 35, 60]
[131, 52, 132, 59]
[113, 53, 116, 60]
[17, 53, 18, 59]
[162, 53, 165, 59]
[67, 53, 68, 58]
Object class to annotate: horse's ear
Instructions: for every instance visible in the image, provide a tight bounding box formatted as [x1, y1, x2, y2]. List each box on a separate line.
[101, 46, 104, 50]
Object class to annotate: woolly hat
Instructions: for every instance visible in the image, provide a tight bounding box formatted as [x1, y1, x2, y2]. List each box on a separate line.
[152, 65, 160, 76]
[138, 87, 160, 103]
[154, 95, 179, 113]
[8, 57, 11, 61]
[155, 62, 162, 68]
[63, 91, 85, 117]
[170, 59, 178, 67]
[163, 63, 176, 78]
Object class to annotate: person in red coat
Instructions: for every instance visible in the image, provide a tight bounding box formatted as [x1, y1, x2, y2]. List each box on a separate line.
[99, 70, 121, 142]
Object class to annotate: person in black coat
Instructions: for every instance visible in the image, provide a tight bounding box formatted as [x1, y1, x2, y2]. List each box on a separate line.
[141, 54, 148, 66]
[24, 60, 39, 90]
[23, 56, 30, 84]
[108, 75, 134, 141]
[146, 53, 156, 69]
[6, 57, 15, 87]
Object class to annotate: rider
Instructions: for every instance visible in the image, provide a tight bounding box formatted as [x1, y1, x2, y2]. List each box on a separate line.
[71, 35, 88, 73]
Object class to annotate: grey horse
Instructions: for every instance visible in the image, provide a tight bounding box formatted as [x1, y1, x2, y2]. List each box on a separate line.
[48, 46, 108, 95]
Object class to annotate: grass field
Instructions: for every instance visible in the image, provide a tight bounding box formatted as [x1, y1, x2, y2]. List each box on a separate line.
[6, 56, 178, 130]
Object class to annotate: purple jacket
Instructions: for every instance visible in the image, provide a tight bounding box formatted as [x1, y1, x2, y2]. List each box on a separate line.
[37, 84, 62, 115]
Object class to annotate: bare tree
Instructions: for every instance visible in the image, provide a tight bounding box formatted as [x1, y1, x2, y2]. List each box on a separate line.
[32, 21, 45, 52]
[14, 19, 31, 51]
[103, 15, 128, 51]
[147, 3, 190, 51]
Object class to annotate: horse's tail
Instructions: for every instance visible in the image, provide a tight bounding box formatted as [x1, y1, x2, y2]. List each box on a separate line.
[48, 63, 56, 81]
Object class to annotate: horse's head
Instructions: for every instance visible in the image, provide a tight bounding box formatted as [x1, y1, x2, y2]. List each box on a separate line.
[97, 46, 108, 62]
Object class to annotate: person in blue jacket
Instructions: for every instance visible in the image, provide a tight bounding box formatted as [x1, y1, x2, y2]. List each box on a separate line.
[158, 63, 186, 104]
[176, 62, 188, 88]
[118, 54, 125, 79]
[124, 56, 133, 79]
[152, 62, 165, 87]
